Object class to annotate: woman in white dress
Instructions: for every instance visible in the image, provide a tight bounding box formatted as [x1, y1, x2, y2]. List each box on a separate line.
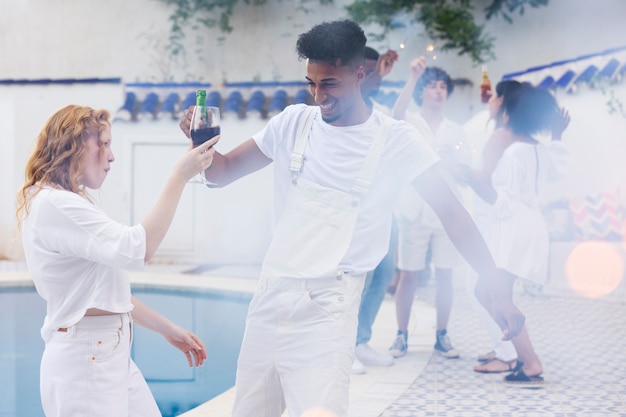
[461, 81, 570, 385]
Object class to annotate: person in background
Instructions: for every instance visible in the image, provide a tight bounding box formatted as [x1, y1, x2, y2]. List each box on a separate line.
[360, 46, 398, 112]
[458, 82, 570, 385]
[352, 45, 399, 375]
[16, 104, 212, 417]
[465, 80, 527, 374]
[180, 19, 524, 417]
[388, 58, 467, 360]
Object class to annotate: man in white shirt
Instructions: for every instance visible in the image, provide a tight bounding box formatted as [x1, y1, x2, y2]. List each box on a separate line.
[389, 60, 468, 360]
[180, 19, 524, 417]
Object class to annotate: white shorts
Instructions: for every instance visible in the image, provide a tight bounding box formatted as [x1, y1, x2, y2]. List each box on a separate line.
[232, 272, 365, 417]
[396, 215, 462, 271]
[40, 313, 160, 417]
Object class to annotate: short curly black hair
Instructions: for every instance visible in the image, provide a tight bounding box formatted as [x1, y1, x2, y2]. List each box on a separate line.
[296, 20, 366, 67]
[412, 67, 454, 106]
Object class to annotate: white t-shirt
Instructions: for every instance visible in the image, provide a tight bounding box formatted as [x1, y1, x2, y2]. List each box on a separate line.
[370, 98, 391, 116]
[22, 186, 146, 341]
[253, 104, 439, 274]
[405, 111, 467, 153]
[395, 111, 466, 225]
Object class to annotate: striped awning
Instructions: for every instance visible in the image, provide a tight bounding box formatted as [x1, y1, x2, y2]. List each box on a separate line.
[501, 45, 626, 91]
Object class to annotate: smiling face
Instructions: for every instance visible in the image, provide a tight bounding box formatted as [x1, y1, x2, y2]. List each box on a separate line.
[78, 124, 114, 190]
[305, 58, 368, 126]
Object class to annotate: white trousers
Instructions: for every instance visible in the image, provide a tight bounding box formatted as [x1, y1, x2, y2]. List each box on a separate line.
[233, 272, 366, 417]
[40, 313, 160, 417]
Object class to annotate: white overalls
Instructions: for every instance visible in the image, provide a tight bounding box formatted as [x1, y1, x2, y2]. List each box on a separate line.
[232, 108, 393, 417]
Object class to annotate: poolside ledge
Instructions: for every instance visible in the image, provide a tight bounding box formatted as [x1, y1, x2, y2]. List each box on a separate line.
[0, 268, 434, 417]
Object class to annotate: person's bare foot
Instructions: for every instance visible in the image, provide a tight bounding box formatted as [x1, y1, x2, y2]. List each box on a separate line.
[474, 358, 517, 373]
[521, 361, 543, 377]
[477, 351, 496, 363]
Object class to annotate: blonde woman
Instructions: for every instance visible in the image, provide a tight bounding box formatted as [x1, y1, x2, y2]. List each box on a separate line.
[16, 105, 214, 417]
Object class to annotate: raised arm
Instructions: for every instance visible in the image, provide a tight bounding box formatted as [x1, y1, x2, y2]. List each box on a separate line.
[391, 56, 426, 120]
[141, 138, 216, 262]
[179, 106, 271, 187]
[377, 49, 399, 78]
[543, 108, 571, 181]
[412, 163, 525, 339]
[203, 139, 271, 187]
[551, 107, 570, 141]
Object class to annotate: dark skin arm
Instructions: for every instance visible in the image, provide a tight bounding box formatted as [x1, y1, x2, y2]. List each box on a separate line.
[201, 138, 271, 187]
[413, 163, 525, 339]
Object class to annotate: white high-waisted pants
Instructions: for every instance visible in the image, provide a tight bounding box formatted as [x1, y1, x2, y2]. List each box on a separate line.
[40, 313, 160, 417]
[233, 272, 366, 417]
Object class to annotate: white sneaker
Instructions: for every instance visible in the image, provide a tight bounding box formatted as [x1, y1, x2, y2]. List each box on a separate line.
[355, 343, 394, 366]
[352, 356, 366, 374]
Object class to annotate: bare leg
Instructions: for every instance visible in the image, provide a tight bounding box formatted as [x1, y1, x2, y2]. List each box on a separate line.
[472, 275, 517, 364]
[510, 326, 543, 376]
[386, 268, 400, 296]
[475, 270, 542, 376]
[434, 268, 453, 331]
[394, 269, 422, 331]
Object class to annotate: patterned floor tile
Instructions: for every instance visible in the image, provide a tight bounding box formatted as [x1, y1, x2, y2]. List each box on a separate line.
[380, 279, 626, 416]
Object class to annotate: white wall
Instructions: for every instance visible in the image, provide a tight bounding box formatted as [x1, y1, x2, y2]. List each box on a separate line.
[2, 0, 626, 260]
[2, 0, 625, 88]
[553, 83, 626, 200]
[100, 116, 274, 265]
[0, 83, 124, 259]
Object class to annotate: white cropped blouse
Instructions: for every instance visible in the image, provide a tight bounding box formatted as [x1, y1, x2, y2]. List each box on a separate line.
[22, 186, 146, 341]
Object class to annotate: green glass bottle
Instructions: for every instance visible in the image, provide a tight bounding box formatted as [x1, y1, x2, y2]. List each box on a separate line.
[196, 89, 207, 107]
[196, 89, 208, 122]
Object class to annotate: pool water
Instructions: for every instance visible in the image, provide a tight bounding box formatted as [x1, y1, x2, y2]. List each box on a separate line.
[0, 286, 250, 417]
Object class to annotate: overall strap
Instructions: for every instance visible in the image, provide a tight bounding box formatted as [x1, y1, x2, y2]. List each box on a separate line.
[289, 106, 317, 183]
[351, 116, 396, 196]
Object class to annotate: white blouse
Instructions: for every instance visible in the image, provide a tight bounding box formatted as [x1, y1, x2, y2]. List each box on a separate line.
[22, 186, 146, 341]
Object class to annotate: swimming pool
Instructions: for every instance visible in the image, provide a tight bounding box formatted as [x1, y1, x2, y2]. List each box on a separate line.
[0, 285, 250, 417]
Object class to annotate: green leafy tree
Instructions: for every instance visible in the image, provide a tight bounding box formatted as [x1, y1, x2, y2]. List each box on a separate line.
[348, 0, 549, 63]
[158, 0, 549, 64]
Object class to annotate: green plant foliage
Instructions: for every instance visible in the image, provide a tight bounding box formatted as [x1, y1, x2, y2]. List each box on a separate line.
[159, 0, 241, 59]
[346, 0, 549, 63]
[157, 0, 550, 65]
[484, 0, 549, 23]
[595, 74, 626, 119]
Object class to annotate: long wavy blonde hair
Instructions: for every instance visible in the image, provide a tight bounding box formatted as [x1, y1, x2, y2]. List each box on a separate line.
[16, 105, 111, 230]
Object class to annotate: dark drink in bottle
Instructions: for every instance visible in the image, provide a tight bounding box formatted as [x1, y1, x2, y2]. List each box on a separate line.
[191, 126, 220, 146]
